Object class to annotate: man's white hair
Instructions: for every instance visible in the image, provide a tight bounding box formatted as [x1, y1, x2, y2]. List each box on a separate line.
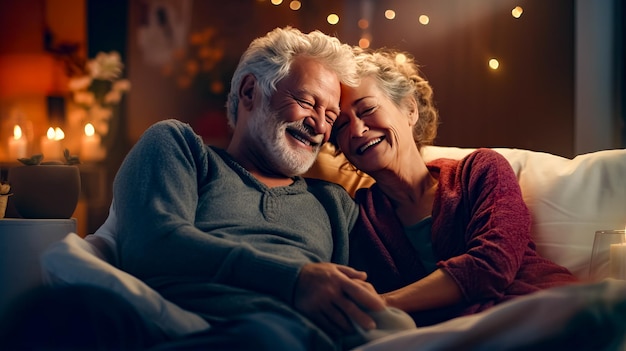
[226, 26, 357, 128]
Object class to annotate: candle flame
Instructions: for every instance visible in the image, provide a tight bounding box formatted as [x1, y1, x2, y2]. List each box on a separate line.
[13, 125, 23, 140]
[46, 127, 55, 139]
[47, 127, 65, 141]
[84, 123, 95, 137]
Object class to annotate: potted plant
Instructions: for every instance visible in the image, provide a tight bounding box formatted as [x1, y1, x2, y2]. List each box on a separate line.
[0, 182, 11, 218]
[7, 150, 81, 219]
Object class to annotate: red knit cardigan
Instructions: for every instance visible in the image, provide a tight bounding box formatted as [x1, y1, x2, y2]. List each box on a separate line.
[350, 148, 578, 326]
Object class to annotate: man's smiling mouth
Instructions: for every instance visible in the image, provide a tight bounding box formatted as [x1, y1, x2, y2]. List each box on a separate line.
[358, 136, 385, 155]
[287, 128, 320, 147]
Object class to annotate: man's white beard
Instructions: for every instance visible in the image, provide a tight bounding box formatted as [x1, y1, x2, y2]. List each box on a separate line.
[248, 102, 320, 177]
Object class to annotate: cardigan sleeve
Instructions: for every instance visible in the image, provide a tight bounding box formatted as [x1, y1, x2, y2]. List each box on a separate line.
[113, 120, 302, 303]
[437, 149, 531, 302]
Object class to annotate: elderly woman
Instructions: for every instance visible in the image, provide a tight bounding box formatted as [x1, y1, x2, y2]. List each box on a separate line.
[330, 48, 578, 327]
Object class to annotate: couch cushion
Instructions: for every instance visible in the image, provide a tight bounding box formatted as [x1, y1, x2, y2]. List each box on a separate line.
[40, 233, 211, 337]
[306, 144, 626, 279]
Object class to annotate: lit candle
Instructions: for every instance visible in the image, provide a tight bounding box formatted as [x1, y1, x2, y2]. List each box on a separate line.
[40, 127, 65, 161]
[80, 123, 103, 162]
[609, 228, 626, 280]
[8, 125, 28, 160]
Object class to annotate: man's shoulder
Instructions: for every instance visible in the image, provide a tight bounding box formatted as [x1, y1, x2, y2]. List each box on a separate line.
[304, 177, 349, 194]
[303, 177, 358, 232]
[303, 177, 355, 209]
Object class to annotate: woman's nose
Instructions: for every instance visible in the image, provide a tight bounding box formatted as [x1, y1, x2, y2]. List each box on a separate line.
[350, 118, 368, 137]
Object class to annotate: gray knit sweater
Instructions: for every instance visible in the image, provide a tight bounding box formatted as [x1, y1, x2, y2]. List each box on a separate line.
[114, 119, 358, 309]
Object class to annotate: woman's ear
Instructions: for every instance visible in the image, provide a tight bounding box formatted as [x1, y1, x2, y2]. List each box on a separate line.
[239, 74, 257, 111]
[406, 98, 419, 126]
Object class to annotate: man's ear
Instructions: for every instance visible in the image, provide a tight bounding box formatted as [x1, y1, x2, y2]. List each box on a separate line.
[239, 74, 257, 111]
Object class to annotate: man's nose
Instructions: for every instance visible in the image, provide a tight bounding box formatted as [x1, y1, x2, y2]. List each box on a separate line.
[304, 111, 328, 135]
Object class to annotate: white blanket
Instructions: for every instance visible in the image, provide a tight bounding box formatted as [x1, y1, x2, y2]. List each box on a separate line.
[354, 279, 626, 351]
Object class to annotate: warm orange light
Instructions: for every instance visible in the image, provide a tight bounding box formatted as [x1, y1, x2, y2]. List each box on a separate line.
[47, 127, 65, 141]
[289, 0, 301, 10]
[13, 125, 23, 140]
[384, 10, 396, 20]
[327, 14, 339, 25]
[0, 54, 63, 98]
[358, 19, 369, 29]
[489, 58, 500, 70]
[359, 38, 370, 49]
[84, 123, 95, 137]
[419, 15, 430, 25]
[512, 6, 523, 18]
[270, 0, 282, 5]
[395, 54, 407, 64]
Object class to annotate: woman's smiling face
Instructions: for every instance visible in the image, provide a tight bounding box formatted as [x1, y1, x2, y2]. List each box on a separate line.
[334, 76, 416, 174]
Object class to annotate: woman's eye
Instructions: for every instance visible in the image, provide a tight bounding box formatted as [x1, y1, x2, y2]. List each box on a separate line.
[359, 106, 376, 116]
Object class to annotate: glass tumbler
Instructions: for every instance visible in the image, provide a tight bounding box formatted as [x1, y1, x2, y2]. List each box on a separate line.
[589, 230, 626, 281]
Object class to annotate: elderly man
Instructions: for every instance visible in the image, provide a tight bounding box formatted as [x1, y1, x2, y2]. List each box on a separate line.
[111, 27, 393, 350]
[0, 27, 414, 351]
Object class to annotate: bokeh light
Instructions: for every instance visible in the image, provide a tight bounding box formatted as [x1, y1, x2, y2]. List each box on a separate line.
[489, 58, 500, 70]
[327, 13, 339, 24]
[395, 53, 407, 64]
[359, 37, 370, 48]
[289, 1, 301, 10]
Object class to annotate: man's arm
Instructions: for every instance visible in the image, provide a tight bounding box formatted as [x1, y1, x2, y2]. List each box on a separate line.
[113, 120, 302, 301]
[295, 263, 386, 335]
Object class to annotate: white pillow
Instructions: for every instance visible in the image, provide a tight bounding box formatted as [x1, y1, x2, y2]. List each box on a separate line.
[423, 146, 626, 279]
[40, 233, 211, 337]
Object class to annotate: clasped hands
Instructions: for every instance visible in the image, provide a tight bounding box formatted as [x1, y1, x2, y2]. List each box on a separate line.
[294, 262, 386, 336]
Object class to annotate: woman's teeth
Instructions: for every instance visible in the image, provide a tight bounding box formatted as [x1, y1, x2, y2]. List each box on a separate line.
[358, 137, 383, 154]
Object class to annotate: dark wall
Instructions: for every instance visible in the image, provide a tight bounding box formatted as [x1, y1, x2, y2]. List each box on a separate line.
[615, 1, 626, 148]
[126, 0, 578, 157]
[346, 0, 575, 156]
[86, 0, 129, 232]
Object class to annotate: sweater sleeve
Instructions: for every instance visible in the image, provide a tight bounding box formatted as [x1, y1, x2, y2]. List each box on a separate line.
[114, 120, 302, 303]
[437, 149, 531, 301]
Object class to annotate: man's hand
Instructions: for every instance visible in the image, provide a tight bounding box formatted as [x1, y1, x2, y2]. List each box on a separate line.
[293, 262, 386, 336]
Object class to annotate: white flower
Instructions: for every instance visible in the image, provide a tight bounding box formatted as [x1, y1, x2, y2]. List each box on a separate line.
[90, 105, 113, 136]
[68, 76, 93, 91]
[112, 79, 131, 92]
[68, 51, 130, 139]
[104, 90, 122, 104]
[74, 91, 96, 106]
[88, 51, 124, 80]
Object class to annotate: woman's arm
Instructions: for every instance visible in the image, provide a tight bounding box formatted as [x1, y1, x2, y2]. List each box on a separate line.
[381, 268, 462, 312]
[437, 149, 531, 302]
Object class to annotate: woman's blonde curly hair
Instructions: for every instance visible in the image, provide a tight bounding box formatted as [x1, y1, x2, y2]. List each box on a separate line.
[349, 47, 439, 150]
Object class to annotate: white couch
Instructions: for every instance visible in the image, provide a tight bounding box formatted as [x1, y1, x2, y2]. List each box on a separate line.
[39, 145, 626, 346]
